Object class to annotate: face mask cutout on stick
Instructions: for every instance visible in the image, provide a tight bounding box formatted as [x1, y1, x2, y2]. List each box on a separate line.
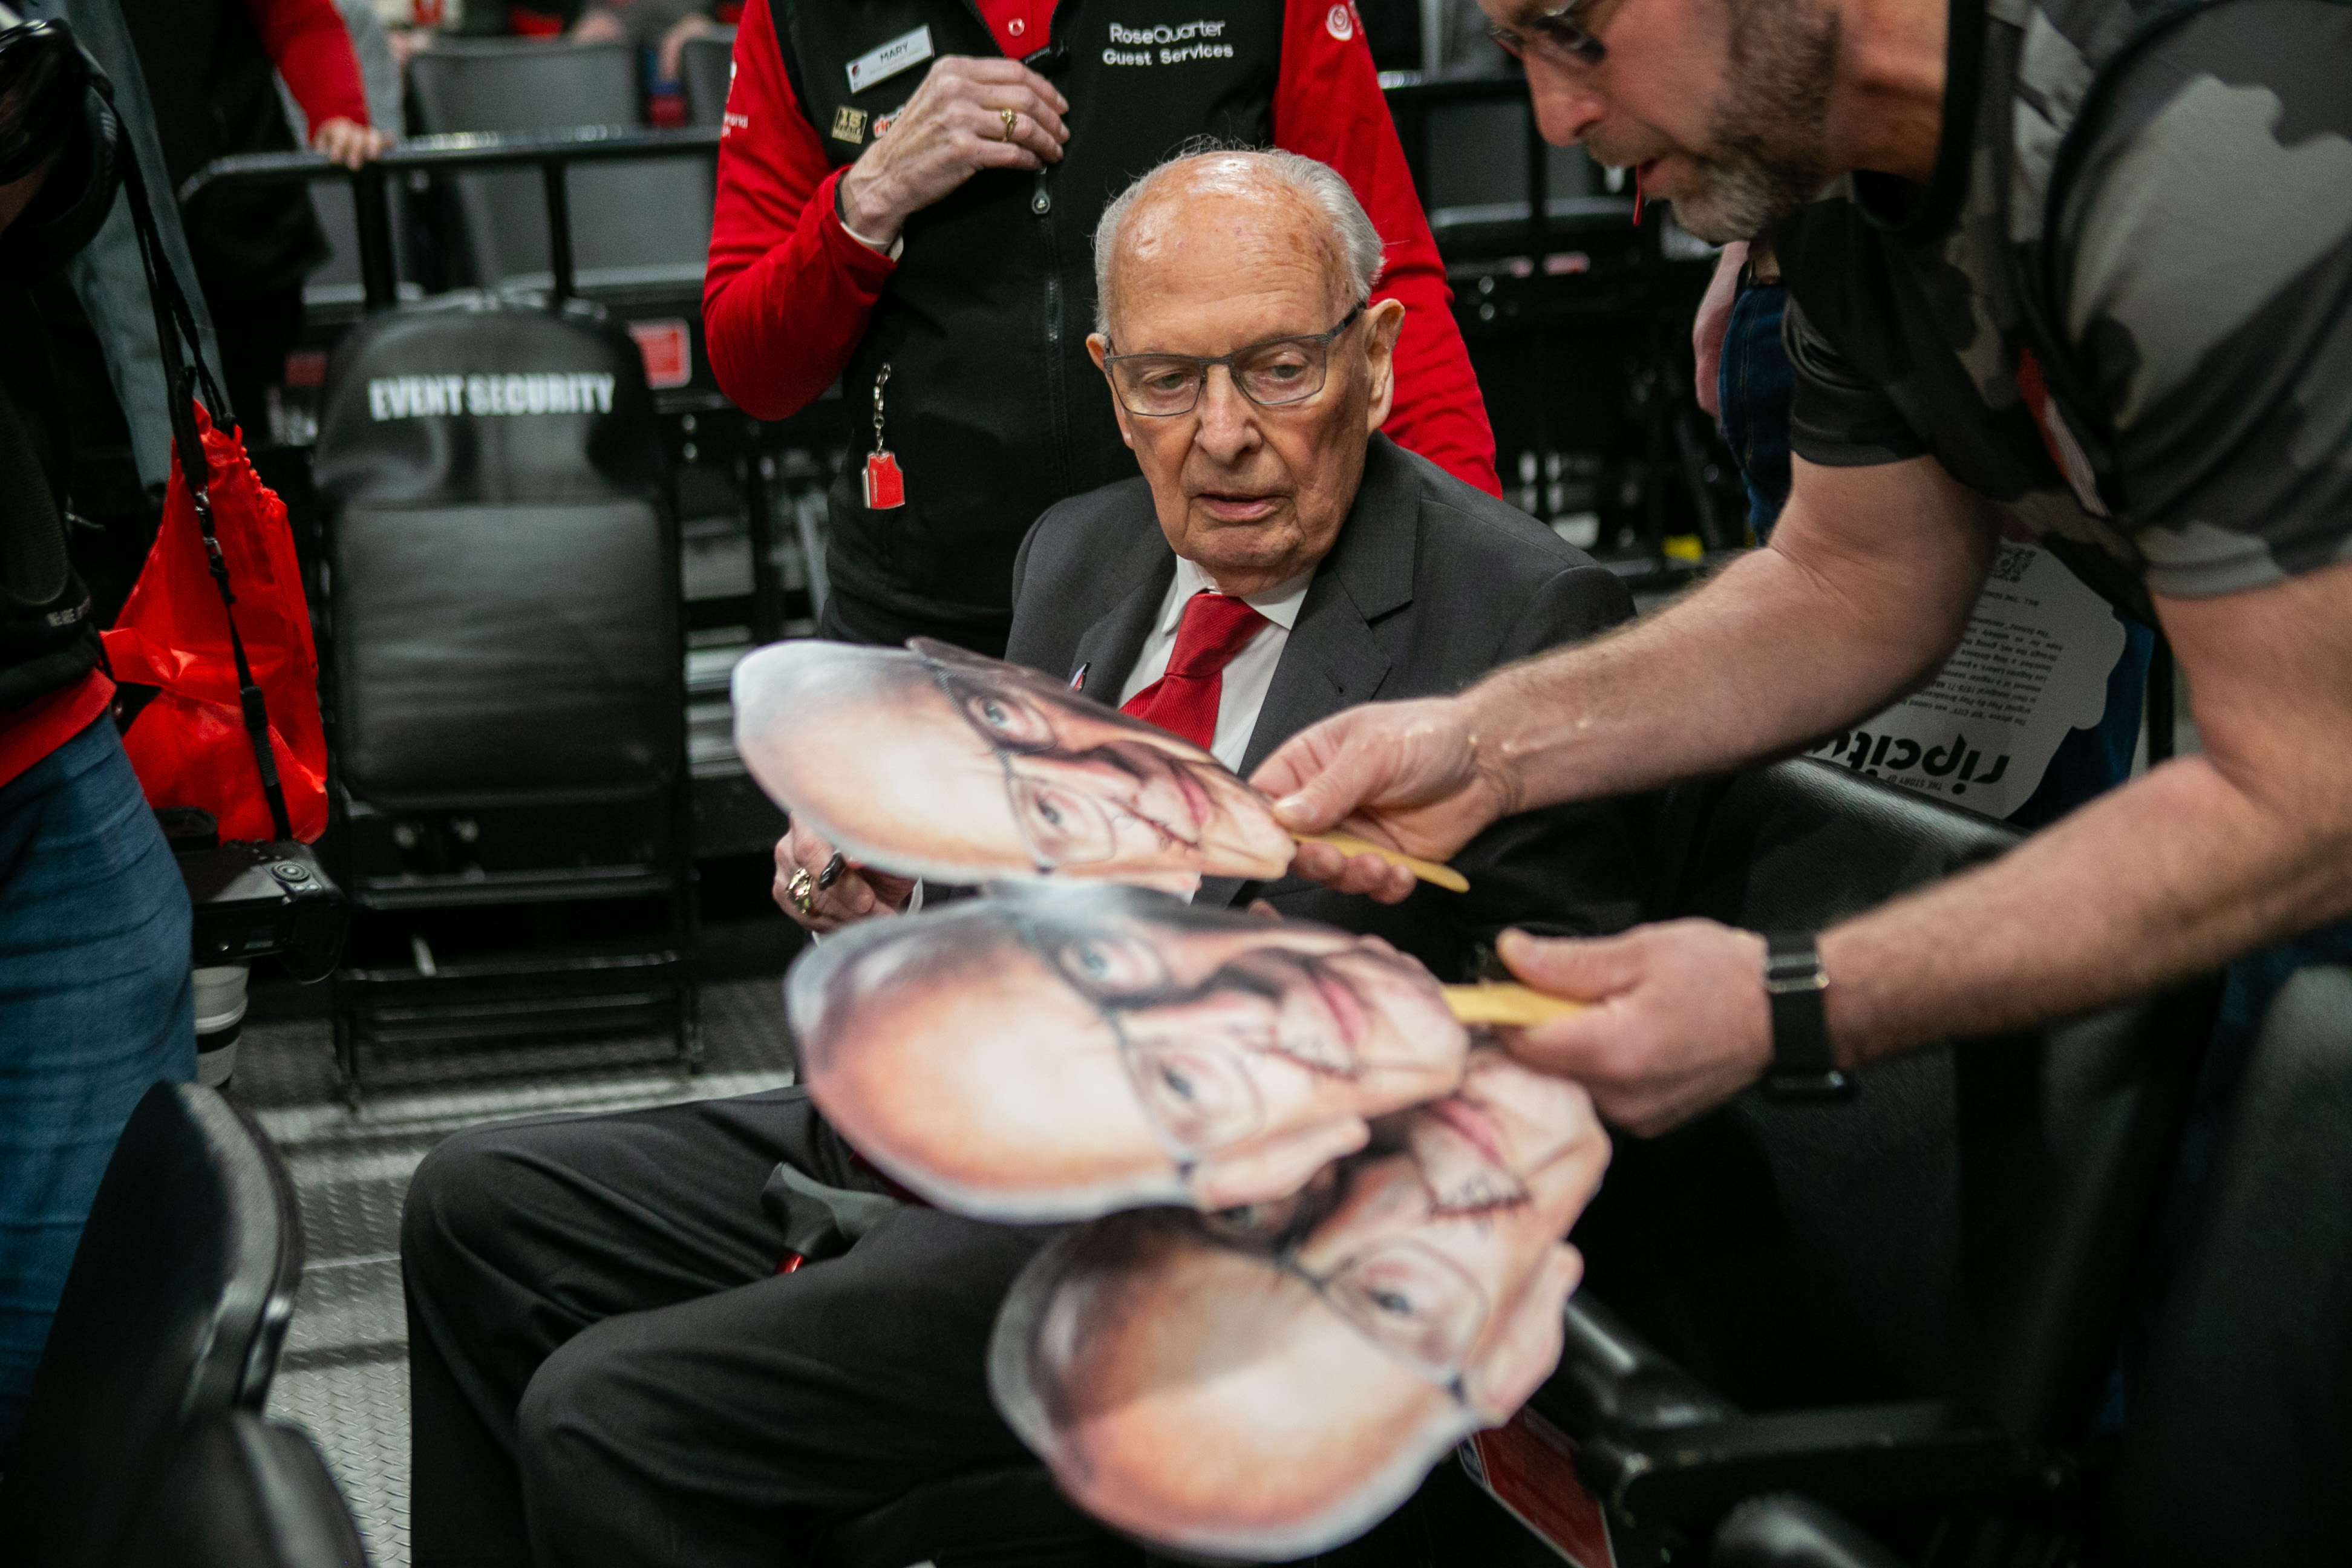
[734, 638, 1296, 895]
[786, 883, 1472, 1221]
[988, 1048, 1608, 1560]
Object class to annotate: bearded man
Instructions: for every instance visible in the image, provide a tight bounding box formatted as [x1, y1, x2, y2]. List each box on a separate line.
[1264, 5, 2351, 1552]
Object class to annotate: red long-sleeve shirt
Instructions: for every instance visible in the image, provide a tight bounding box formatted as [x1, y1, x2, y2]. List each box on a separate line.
[246, 0, 371, 136]
[703, 0, 1500, 496]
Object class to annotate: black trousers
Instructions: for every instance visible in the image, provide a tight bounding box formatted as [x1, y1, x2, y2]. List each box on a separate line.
[400, 1088, 1053, 1568]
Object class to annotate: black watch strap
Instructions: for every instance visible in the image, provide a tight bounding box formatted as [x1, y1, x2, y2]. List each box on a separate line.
[1762, 932, 1855, 1102]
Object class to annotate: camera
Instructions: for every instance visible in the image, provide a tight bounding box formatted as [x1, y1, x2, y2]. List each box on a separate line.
[163, 809, 348, 1086]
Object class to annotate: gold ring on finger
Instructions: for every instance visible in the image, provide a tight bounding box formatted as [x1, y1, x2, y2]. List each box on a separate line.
[1000, 108, 1019, 141]
[787, 867, 814, 915]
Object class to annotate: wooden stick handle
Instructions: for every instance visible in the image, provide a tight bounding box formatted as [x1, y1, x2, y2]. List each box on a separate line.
[1443, 983, 1584, 1026]
[1294, 830, 1469, 893]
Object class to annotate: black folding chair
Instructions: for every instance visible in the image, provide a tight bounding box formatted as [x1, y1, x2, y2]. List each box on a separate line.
[680, 30, 738, 127]
[1538, 760, 2220, 1566]
[312, 290, 699, 1099]
[120, 1411, 373, 1568]
[0, 1083, 305, 1568]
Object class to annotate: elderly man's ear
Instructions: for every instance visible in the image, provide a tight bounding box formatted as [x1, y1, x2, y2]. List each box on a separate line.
[1359, 297, 1406, 436]
[1086, 333, 1135, 451]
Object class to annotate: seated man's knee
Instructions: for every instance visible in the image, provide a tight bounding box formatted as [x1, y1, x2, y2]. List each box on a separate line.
[515, 1321, 642, 1504]
[401, 1124, 540, 1290]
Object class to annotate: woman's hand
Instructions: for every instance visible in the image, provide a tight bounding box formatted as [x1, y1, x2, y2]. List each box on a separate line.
[772, 823, 917, 933]
[835, 56, 1069, 247]
[312, 118, 390, 170]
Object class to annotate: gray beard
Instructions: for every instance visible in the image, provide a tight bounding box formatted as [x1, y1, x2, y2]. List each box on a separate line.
[1673, 0, 1843, 243]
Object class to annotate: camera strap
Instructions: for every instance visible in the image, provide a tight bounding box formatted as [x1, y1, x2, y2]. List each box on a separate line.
[111, 121, 295, 843]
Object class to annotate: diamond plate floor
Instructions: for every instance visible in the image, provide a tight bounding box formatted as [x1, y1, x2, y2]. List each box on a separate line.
[242, 973, 798, 1568]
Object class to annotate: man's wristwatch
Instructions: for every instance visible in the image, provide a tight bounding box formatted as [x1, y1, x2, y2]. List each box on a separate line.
[1761, 932, 1857, 1102]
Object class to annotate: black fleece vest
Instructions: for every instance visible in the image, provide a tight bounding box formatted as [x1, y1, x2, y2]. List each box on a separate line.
[119, 0, 325, 305]
[771, 0, 1280, 638]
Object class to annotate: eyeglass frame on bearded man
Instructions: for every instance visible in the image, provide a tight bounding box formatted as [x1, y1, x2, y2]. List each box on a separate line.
[1485, 0, 1613, 67]
[1102, 302, 1368, 418]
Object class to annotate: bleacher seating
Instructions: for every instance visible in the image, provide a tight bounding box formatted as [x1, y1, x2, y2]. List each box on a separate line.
[0, 1084, 305, 1568]
[406, 39, 713, 296]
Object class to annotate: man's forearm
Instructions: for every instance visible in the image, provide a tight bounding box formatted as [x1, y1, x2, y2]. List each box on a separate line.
[1823, 753, 2352, 1062]
[1462, 465, 1992, 811]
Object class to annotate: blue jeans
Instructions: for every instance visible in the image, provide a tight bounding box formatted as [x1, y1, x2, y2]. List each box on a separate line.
[1717, 279, 1794, 543]
[0, 717, 194, 1459]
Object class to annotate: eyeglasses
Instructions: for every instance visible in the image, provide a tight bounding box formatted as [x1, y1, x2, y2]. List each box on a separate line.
[1486, 0, 1609, 67]
[1102, 304, 1365, 418]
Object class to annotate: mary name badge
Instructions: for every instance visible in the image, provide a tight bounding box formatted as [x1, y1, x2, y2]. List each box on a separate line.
[847, 26, 934, 93]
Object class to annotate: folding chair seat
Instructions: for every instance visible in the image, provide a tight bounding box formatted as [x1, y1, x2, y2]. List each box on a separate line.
[119, 1411, 373, 1568]
[0, 1084, 305, 1568]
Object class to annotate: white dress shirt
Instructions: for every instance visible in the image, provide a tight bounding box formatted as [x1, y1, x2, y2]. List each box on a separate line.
[1115, 555, 1313, 773]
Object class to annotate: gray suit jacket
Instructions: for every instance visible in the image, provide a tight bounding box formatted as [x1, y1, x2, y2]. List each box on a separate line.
[1005, 434, 1644, 982]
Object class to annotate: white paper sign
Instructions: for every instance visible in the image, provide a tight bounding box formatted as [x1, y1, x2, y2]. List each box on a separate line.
[1807, 543, 2126, 819]
[846, 26, 934, 93]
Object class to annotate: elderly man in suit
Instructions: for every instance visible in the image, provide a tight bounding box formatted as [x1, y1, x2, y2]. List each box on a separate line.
[400, 150, 1638, 1568]
[777, 146, 1639, 979]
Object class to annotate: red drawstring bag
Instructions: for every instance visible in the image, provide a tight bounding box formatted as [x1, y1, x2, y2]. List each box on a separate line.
[102, 401, 327, 843]
[99, 141, 326, 844]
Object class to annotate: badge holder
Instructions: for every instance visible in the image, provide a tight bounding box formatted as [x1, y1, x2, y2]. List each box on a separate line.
[864, 364, 906, 510]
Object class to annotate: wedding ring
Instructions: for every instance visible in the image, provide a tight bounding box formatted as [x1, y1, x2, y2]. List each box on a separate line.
[787, 867, 815, 915]
[1000, 107, 1019, 140]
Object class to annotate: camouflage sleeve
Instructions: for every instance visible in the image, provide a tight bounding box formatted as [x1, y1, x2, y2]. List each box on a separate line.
[2061, 0, 2352, 599]
[1782, 292, 1934, 468]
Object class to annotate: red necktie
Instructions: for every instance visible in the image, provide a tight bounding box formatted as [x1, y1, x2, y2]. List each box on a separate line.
[1121, 591, 1270, 752]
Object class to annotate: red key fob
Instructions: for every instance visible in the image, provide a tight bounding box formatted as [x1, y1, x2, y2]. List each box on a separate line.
[864, 450, 906, 509]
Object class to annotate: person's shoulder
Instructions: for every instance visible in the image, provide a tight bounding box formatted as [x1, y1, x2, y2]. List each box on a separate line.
[2059, 0, 2351, 402]
[1390, 442, 1598, 581]
[1011, 474, 1165, 622]
[1024, 473, 1160, 562]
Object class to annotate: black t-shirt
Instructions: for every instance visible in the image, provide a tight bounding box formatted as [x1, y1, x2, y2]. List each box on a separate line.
[1771, 0, 2352, 618]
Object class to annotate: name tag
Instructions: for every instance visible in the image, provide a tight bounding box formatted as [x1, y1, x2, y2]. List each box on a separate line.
[847, 26, 933, 93]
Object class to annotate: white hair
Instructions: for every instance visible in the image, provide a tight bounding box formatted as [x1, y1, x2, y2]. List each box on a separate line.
[1091, 144, 1386, 335]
